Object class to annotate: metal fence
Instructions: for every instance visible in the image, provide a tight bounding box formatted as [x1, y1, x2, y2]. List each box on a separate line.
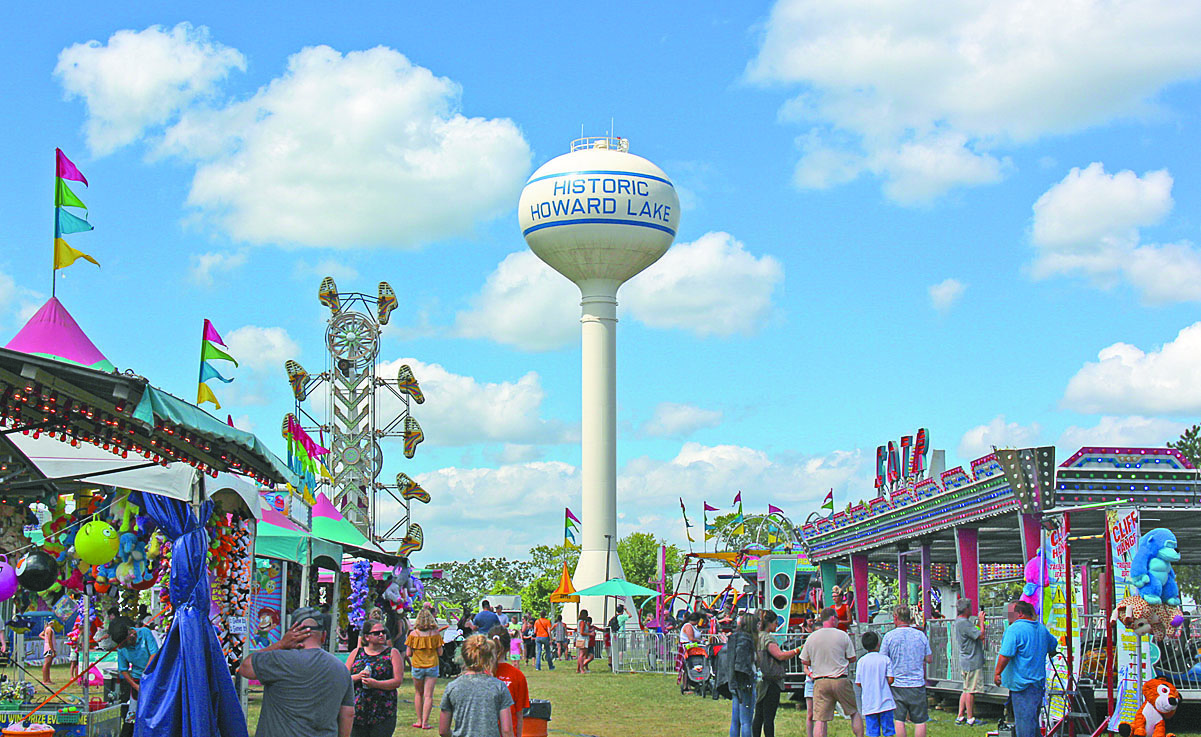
[609, 631, 680, 674]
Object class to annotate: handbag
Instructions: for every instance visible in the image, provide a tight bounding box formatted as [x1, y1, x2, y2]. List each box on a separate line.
[574, 636, 589, 649]
[757, 643, 786, 680]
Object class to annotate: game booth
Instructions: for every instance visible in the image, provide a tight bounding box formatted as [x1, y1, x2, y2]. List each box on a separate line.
[798, 437, 1200, 735]
[0, 301, 294, 737]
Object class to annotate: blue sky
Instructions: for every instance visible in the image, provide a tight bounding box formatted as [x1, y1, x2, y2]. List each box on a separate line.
[4, 2, 1201, 562]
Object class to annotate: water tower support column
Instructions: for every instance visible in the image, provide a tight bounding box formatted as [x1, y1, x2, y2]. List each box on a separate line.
[576, 282, 627, 615]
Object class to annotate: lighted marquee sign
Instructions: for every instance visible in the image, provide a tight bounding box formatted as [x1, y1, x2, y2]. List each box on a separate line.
[875, 428, 929, 492]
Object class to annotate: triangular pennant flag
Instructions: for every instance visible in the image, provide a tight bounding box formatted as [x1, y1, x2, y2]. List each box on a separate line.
[821, 489, 835, 513]
[704, 502, 719, 512]
[55, 208, 93, 236]
[197, 382, 221, 409]
[566, 507, 581, 524]
[55, 179, 87, 210]
[201, 341, 239, 366]
[227, 414, 235, 427]
[200, 361, 234, 384]
[56, 148, 88, 186]
[732, 491, 742, 505]
[768, 504, 784, 516]
[203, 319, 227, 346]
[732, 524, 745, 536]
[53, 239, 99, 270]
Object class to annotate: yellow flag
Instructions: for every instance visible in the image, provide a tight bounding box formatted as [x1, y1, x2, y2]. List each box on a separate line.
[733, 524, 745, 535]
[53, 238, 100, 270]
[197, 382, 221, 409]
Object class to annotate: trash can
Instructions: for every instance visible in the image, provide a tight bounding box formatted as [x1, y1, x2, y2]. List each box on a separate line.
[523, 699, 552, 737]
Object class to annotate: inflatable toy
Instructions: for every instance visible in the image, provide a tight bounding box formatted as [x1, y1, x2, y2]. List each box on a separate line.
[75, 519, 119, 565]
[16, 550, 57, 591]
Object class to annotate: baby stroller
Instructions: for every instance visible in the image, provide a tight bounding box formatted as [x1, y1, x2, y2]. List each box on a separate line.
[439, 634, 463, 678]
[677, 644, 710, 695]
[702, 640, 725, 699]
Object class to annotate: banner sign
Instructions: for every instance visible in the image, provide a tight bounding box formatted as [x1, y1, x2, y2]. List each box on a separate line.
[1107, 506, 1143, 732]
[250, 558, 284, 649]
[1042, 516, 1078, 721]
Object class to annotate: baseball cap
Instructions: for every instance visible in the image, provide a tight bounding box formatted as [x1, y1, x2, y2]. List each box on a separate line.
[289, 607, 331, 634]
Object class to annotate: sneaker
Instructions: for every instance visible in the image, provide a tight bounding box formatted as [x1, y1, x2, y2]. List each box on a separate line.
[966, 718, 984, 726]
[955, 717, 967, 725]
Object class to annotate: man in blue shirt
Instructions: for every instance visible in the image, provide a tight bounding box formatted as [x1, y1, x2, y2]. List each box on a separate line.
[472, 600, 501, 634]
[994, 601, 1057, 737]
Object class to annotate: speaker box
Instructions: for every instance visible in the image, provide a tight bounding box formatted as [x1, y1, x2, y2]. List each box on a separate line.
[766, 556, 796, 630]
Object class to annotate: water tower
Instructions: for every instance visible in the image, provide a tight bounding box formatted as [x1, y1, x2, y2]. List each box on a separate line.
[519, 137, 680, 618]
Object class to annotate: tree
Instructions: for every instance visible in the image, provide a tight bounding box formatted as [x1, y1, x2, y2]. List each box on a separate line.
[424, 557, 534, 610]
[521, 544, 580, 616]
[616, 532, 683, 607]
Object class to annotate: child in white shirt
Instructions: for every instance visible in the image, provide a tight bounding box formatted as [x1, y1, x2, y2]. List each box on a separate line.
[855, 630, 896, 737]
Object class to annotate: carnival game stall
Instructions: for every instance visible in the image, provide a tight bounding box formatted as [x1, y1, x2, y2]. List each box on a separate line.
[798, 441, 1201, 730]
[0, 340, 295, 737]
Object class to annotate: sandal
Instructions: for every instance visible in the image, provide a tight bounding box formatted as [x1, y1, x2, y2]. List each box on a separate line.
[412, 723, 423, 729]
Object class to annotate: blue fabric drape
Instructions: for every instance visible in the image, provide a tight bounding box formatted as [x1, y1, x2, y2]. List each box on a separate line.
[134, 492, 249, 737]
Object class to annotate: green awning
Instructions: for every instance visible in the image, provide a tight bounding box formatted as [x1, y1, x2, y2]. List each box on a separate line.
[256, 521, 342, 568]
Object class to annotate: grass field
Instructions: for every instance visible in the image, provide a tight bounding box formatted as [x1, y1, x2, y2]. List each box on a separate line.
[242, 657, 1201, 737]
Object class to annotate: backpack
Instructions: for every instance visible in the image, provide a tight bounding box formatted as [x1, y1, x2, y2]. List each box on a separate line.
[607, 615, 620, 632]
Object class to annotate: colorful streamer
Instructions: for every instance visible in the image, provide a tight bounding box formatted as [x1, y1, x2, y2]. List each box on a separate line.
[197, 319, 236, 410]
[564, 507, 580, 549]
[52, 149, 98, 273]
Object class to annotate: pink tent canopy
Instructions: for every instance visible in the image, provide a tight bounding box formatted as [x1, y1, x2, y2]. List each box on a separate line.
[5, 297, 115, 372]
[261, 506, 302, 531]
[313, 493, 340, 520]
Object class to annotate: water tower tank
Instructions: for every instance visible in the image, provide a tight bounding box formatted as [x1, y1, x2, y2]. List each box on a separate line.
[519, 138, 680, 291]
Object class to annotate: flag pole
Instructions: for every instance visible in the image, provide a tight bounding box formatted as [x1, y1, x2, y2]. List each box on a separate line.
[51, 150, 56, 299]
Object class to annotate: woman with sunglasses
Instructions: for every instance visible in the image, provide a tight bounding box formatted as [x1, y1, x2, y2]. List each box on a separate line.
[346, 621, 405, 737]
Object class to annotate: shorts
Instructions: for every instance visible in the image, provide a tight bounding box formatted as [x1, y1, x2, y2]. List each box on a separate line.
[412, 665, 439, 680]
[891, 686, 929, 724]
[812, 677, 857, 721]
[866, 710, 896, 737]
[962, 668, 984, 694]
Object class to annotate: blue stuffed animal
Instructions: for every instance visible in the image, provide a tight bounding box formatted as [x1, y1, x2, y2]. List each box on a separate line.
[1129, 528, 1181, 606]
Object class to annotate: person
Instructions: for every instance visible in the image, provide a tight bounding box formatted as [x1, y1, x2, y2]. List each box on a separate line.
[533, 611, 553, 670]
[346, 619, 405, 737]
[722, 613, 758, 737]
[551, 615, 568, 659]
[438, 634, 515, 737]
[520, 616, 535, 664]
[953, 599, 987, 726]
[473, 601, 501, 635]
[880, 605, 932, 737]
[831, 586, 851, 632]
[40, 620, 56, 684]
[677, 612, 702, 692]
[753, 610, 799, 737]
[489, 627, 530, 737]
[110, 616, 159, 698]
[801, 615, 818, 737]
[575, 610, 595, 673]
[799, 607, 865, 737]
[994, 600, 1057, 737]
[457, 608, 475, 635]
[406, 608, 443, 731]
[239, 607, 355, 737]
[855, 630, 896, 737]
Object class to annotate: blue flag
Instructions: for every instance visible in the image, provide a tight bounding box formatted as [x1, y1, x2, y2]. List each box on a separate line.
[54, 207, 93, 236]
[200, 361, 234, 384]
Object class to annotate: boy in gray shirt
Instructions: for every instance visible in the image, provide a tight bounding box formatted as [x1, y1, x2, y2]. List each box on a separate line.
[953, 599, 986, 726]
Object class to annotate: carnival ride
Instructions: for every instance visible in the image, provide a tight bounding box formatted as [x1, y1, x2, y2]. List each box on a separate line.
[284, 278, 429, 551]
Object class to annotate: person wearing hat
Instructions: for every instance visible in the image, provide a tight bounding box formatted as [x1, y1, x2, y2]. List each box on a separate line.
[953, 599, 987, 726]
[239, 607, 355, 737]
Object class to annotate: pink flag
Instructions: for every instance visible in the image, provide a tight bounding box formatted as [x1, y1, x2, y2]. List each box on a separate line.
[703, 502, 719, 512]
[565, 507, 581, 524]
[732, 491, 742, 505]
[227, 414, 235, 427]
[203, 318, 227, 346]
[768, 504, 784, 515]
[56, 148, 88, 186]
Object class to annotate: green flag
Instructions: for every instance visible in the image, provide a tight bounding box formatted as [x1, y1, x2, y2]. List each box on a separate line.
[201, 341, 239, 366]
[55, 179, 87, 210]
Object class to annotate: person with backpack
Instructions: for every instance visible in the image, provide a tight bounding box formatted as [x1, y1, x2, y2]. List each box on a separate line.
[753, 611, 799, 737]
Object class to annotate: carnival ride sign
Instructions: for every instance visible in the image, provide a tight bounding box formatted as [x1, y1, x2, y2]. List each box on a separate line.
[874, 428, 930, 491]
[1107, 506, 1143, 731]
[1042, 518, 1080, 722]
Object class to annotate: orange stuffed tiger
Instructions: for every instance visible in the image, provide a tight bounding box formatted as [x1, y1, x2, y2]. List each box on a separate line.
[1118, 679, 1180, 737]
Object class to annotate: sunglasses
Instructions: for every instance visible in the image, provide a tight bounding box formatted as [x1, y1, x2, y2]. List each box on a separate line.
[368, 629, 387, 636]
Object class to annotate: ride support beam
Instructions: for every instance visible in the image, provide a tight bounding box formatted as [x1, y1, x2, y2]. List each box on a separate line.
[920, 543, 933, 620]
[954, 527, 979, 615]
[897, 550, 908, 610]
[820, 560, 838, 608]
[850, 553, 870, 622]
[1020, 512, 1041, 561]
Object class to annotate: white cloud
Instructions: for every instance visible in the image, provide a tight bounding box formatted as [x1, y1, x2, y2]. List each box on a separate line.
[1030, 163, 1201, 302]
[1062, 323, 1201, 414]
[1058, 416, 1187, 450]
[640, 402, 723, 438]
[189, 251, 248, 286]
[159, 45, 530, 248]
[395, 442, 866, 560]
[958, 416, 1042, 460]
[224, 326, 300, 374]
[928, 278, 966, 313]
[377, 358, 572, 447]
[293, 258, 360, 283]
[748, 0, 1201, 202]
[453, 251, 579, 352]
[623, 232, 783, 336]
[55, 23, 244, 155]
[0, 269, 44, 328]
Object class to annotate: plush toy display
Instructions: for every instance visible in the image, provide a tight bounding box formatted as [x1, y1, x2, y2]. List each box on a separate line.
[1118, 678, 1180, 737]
[1112, 595, 1184, 641]
[1021, 546, 1051, 617]
[1129, 528, 1181, 606]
